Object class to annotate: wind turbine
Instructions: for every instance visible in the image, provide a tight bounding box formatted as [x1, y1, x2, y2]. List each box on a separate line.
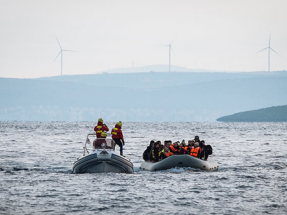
[256, 34, 280, 72]
[54, 37, 74, 76]
[166, 39, 174, 72]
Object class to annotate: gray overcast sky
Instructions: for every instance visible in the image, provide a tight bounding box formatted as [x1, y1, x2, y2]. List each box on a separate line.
[1, 0, 287, 78]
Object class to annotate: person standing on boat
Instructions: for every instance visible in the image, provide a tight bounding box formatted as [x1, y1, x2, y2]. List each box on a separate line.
[111, 121, 125, 156]
[94, 118, 109, 138]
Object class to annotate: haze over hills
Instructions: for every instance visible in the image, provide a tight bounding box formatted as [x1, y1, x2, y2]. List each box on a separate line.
[1, 66, 287, 122]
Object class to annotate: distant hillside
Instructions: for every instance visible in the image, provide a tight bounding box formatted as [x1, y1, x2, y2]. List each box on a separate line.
[217, 105, 287, 122]
[1, 70, 287, 122]
[38, 69, 287, 89]
[99, 64, 194, 73]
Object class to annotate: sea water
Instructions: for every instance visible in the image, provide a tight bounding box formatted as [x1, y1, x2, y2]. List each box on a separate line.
[0, 121, 286, 214]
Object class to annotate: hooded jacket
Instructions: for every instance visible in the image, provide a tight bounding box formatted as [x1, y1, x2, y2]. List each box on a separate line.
[111, 124, 124, 143]
[94, 122, 109, 138]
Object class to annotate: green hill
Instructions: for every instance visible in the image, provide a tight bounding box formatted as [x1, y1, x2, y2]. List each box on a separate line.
[217, 105, 287, 122]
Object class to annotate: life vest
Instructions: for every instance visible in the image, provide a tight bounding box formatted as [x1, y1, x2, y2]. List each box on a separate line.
[169, 145, 178, 154]
[95, 125, 103, 134]
[111, 124, 124, 144]
[94, 122, 109, 138]
[165, 152, 174, 157]
[152, 148, 160, 161]
[190, 147, 201, 158]
[112, 128, 119, 136]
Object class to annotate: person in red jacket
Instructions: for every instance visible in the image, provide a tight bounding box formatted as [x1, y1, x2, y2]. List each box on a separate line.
[111, 121, 125, 156]
[94, 118, 109, 138]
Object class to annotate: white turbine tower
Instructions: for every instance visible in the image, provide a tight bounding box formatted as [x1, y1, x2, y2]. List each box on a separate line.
[256, 34, 280, 72]
[166, 40, 174, 72]
[54, 37, 74, 76]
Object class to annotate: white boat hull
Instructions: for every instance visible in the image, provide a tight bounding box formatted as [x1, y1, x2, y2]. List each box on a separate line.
[140, 155, 219, 171]
[73, 150, 134, 174]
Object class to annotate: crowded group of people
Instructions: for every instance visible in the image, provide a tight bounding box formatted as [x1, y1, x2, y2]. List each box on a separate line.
[142, 135, 213, 163]
[92, 118, 125, 156]
[92, 118, 213, 161]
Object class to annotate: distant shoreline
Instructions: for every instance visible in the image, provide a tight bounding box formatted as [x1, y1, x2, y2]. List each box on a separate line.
[217, 105, 287, 122]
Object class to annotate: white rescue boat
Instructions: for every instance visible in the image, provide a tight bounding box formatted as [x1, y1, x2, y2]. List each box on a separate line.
[72, 133, 133, 174]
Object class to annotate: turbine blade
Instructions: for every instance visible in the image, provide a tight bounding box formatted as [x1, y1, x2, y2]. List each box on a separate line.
[54, 51, 61, 62]
[62, 49, 76, 52]
[270, 47, 281, 56]
[255, 47, 268, 54]
[171, 46, 175, 55]
[170, 37, 175, 45]
[56, 36, 62, 50]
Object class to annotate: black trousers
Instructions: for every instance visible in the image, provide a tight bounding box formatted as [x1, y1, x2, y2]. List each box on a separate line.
[113, 138, 123, 154]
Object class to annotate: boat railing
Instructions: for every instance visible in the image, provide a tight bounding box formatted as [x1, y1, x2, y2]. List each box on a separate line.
[83, 133, 116, 156]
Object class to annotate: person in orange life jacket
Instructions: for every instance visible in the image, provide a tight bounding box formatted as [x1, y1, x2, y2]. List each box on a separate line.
[168, 141, 179, 154]
[186, 140, 195, 155]
[93, 132, 108, 150]
[94, 118, 109, 138]
[111, 121, 125, 156]
[190, 142, 201, 158]
[165, 148, 174, 157]
[180, 139, 188, 153]
[163, 140, 171, 153]
[151, 141, 161, 162]
[143, 140, 155, 161]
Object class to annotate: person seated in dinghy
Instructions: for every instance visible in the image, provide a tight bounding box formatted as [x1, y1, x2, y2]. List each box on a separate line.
[158, 144, 166, 161]
[190, 141, 202, 158]
[93, 132, 108, 149]
[143, 140, 155, 161]
[186, 140, 195, 155]
[164, 148, 174, 158]
[178, 140, 187, 154]
[161, 144, 174, 160]
[168, 141, 179, 154]
[194, 135, 200, 144]
[150, 141, 161, 162]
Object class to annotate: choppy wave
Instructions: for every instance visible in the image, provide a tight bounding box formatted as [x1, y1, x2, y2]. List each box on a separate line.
[0, 121, 287, 214]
